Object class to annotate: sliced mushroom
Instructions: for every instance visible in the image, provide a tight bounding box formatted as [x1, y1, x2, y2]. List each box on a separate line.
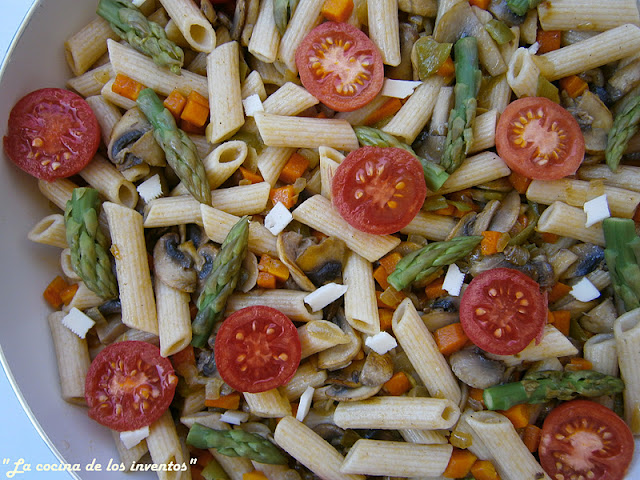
[295, 235, 348, 286]
[471, 199, 501, 235]
[194, 243, 220, 298]
[487, 190, 521, 233]
[387, 22, 420, 80]
[108, 108, 165, 170]
[446, 212, 477, 240]
[325, 384, 382, 402]
[238, 251, 258, 293]
[449, 348, 505, 389]
[317, 311, 363, 370]
[277, 232, 316, 292]
[153, 233, 197, 292]
[560, 243, 605, 279]
[359, 352, 394, 387]
[230, 0, 246, 40]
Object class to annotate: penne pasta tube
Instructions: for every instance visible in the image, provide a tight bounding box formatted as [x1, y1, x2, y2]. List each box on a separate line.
[60, 249, 81, 281]
[146, 410, 186, 480]
[334, 397, 460, 430]
[111, 431, 148, 472]
[468, 109, 498, 154]
[298, 320, 351, 359]
[506, 48, 540, 98]
[399, 428, 449, 445]
[257, 146, 297, 186]
[28, 214, 68, 248]
[319, 146, 344, 199]
[262, 82, 320, 116]
[614, 308, 640, 433]
[538, 0, 640, 31]
[67, 63, 114, 98]
[536, 201, 605, 246]
[277, 0, 324, 72]
[401, 211, 458, 241]
[584, 333, 618, 376]
[226, 289, 322, 322]
[63, 282, 105, 312]
[85, 95, 122, 146]
[158, 0, 216, 52]
[38, 177, 77, 211]
[281, 361, 328, 401]
[64, 17, 118, 76]
[343, 251, 380, 335]
[578, 164, 640, 193]
[79, 154, 138, 208]
[144, 196, 203, 227]
[434, 151, 511, 195]
[367, 0, 401, 66]
[244, 389, 292, 418]
[155, 277, 192, 357]
[248, 0, 280, 63]
[241, 70, 267, 101]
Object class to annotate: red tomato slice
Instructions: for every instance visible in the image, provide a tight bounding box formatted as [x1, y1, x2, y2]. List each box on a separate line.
[539, 400, 634, 480]
[3, 88, 100, 182]
[295, 22, 384, 112]
[214, 306, 301, 393]
[495, 96, 584, 180]
[459, 268, 547, 355]
[85, 341, 178, 432]
[331, 146, 427, 235]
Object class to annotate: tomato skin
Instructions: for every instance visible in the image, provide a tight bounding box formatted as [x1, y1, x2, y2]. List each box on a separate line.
[214, 306, 301, 393]
[495, 96, 584, 180]
[332, 146, 427, 235]
[295, 22, 384, 112]
[85, 341, 178, 432]
[459, 268, 547, 355]
[3, 88, 100, 182]
[539, 400, 634, 480]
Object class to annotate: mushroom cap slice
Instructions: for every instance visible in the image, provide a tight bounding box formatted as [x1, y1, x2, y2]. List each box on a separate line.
[277, 232, 316, 292]
[153, 233, 197, 292]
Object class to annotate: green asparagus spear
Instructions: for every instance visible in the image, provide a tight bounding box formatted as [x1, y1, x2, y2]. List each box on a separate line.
[187, 423, 288, 465]
[505, 0, 543, 16]
[441, 37, 482, 175]
[483, 370, 625, 411]
[191, 216, 249, 348]
[603, 217, 640, 311]
[64, 188, 118, 299]
[97, 0, 184, 74]
[137, 88, 211, 205]
[387, 236, 482, 291]
[605, 94, 640, 172]
[354, 126, 450, 192]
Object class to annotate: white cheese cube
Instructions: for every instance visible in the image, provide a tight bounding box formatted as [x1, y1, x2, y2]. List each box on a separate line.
[380, 79, 423, 99]
[296, 386, 315, 422]
[264, 201, 293, 235]
[365, 331, 398, 355]
[219, 410, 250, 425]
[120, 426, 149, 449]
[242, 93, 265, 117]
[442, 263, 465, 297]
[62, 307, 96, 339]
[136, 174, 163, 203]
[570, 277, 601, 302]
[304, 283, 348, 312]
[583, 194, 610, 228]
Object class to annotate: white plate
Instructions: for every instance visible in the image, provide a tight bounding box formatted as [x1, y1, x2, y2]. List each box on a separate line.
[0, 1, 638, 480]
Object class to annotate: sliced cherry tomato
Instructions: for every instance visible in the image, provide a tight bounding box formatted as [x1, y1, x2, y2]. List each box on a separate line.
[295, 22, 384, 112]
[3, 88, 100, 182]
[85, 341, 178, 432]
[459, 268, 547, 355]
[214, 306, 301, 393]
[539, 400, 634, 480]
[495, 96, 584, 180]
[331, 146, 427, 235]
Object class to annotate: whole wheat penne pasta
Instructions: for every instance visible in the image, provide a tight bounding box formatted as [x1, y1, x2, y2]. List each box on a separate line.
[210, 453, 253, 480]
[158, 0, 216, 52]
[343, 251, 380, 335]
[401, 211, 458, 241]
[241, 70, 267, 101]
[255, 113, 359, 151]
[614, 308, 640, 434]
[400, 428, 449, 445]
[146, 410, 185, 480]
[536, 201, 605, 246]
[48, 311, 91, 405]
[578, 164, 640, 193]
[368, 0, 401, 66]
[85, 95, 122, 146]
[532, 24, 640, 81]
[538, 0, 639, 31]
[38, 177, 77, 211]
[429, 86, 454, 136]
[281, 361, 328, 401]
[262, 82, 319, 116]
[435, 151, 511, 195]
[334, 94, 389, 126]
[292, 195, 401, 262]
[210, 182, 271, 215]
[111, 431, 148, 473]
[103, 202, 159, 335]
[65, 17, 119, 76]
[226, 289, 323, 322]
[256, 146, 296, 186]
[120, 163, 151, 183]
[244, 389, 293, 418]
[341, 439, 453, 477]
[101, 77, 137, 109]
[200, 204, 278, 256]
[241, 0, 262, 47]
[298, 320, 351, 358]
[155, 277, 192, 357]
[584, 333, 618, 376]
[392, 298, 462, 405]
[277, 0, 324, 72]
[28, 214, 68, 248]
[248, 0, 280, 63]
[507, 48, 540, 98]
[334, 397, 460, 430]
[317, 318, 362, 370]
[520, 8, 538, 45]
[319, 146, 344, 199]
[79, 154, 139, 208]
[454, 408, 493, 460]
[144, 196, 203, 227]
[164, 19, 190, 48]
[66, 62, 114, 98]
[468, 109, 498, 154]
[207, 42, 245, 143]
[108, 39, 209, 97]
[274, 416, 366, 480]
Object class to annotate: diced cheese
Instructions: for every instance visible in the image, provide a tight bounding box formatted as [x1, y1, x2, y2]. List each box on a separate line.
[219, 410, 250, 425]
[583, 194, 610, 227]
[380, 79, 423, 99]
[62, 307, 96, 339]
[304, 283, 348, 312]
[296, 386, 315, 422]
[264, 201, 293, 235]
[570, 277, 600, 302]
[365, 331, 398, 355]
[442, 263, 465, 296]
[136, 174, 163, 203]
[242, 93, 265, 117]
[120, 425, 149, 449]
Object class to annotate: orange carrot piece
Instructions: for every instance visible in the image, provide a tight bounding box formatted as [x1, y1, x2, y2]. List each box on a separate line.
[171, 345, 196, 369]
[425, 276, 446, 299]
[188, 90, 209, 107]
[470, 459, 501, 480]
[480, 231, 504, 256]
[205, 392, 241, 410]
[164, 89, 187, 120]
[43, 275, 69, 309]
[239, 166, 264, 184]
[383, 371, 412, 396]
[436, 56, 455, 77]
[279, 152, 310, 184]
[180, 118, 206, 135]
[500, 403, 531, 429]
[508, 171, 532, 194]
[258, 254, 290, 282]
[522, 424, 542, 453]
[243, 472, 269, 480]
[469, 0, 490, 8]
[566, 357, 593, 371]
[536, 30, 561, 54]
[60, 283, 79, 306]
[379, 252, 402, 275]
[434, 322, 469, 356]
[540, 232, 559, 244]
[378, 286, 406, 309]
[112, 73, 145, 101]
[270, 185, 298, 209]
[364, 97, 403, 126]
[559, 75, 588, 99]
[321, 0, 354, 22]
[256, 271, 277, 289]
[373, 264, 391, 290]
[181, 91, 210, 127]
[379, 308, 394, 331]
[433, 204, 456, 216]
[552, 310, 571, 336]
[443, 448, 478, 478]
[469, 388, 484, 404]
